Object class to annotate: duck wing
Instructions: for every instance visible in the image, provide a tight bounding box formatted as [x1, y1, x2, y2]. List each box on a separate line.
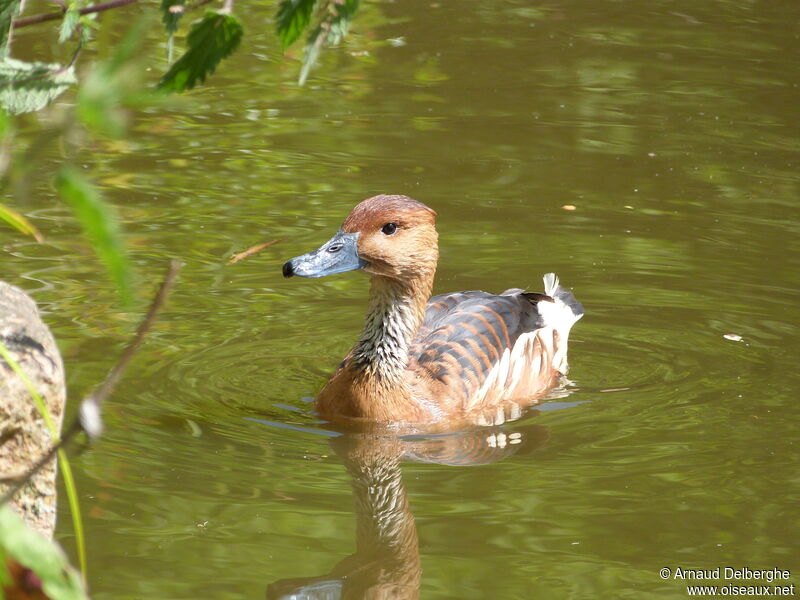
[410, 274, 583, 413]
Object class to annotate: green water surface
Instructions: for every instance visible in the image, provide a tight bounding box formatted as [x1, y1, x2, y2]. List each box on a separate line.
[4, 0, 800, 598]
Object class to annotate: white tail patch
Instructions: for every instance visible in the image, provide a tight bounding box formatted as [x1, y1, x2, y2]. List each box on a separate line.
[537, 273, 583, 373]
[543, 272, 559, 297]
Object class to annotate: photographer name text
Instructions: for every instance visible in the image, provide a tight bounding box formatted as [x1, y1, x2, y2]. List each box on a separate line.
[664, 568, 791, 583]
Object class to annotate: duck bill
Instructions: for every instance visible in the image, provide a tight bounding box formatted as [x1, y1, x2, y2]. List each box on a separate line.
[282, 231, 367, 278]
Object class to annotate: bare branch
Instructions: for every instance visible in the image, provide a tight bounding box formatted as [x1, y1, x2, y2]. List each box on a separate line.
[90, 259, 183, 406]
[12, 0, 139, 30]
[5, 0, 27, 52]
[0, 421, 79, 505]
[12, 0, 219, 29]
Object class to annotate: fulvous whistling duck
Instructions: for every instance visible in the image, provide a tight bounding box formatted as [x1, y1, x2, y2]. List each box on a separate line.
[282, 195, 584, 426]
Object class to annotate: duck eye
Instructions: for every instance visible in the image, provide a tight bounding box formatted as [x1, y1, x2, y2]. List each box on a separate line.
[381, 222, 398, 236]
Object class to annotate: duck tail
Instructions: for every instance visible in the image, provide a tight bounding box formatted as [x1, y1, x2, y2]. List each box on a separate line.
[542, 273, 584, 322]
[540, 273, 584, 373]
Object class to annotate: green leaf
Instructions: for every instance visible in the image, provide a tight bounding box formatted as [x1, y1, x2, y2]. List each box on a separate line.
[298, 0, 359, 85]
[79, 14, 96, 46]
[0, 203, 43, 240]
[75, 21, 152, 137]
[0, 57, 77, 115]
[276, 0, 317, 50]
[157, 11, 243, 92]
[0, 0, 22, 56]
[0, 506, 88, 600]
[55, 166, 135, 307]
[58, 8, 79, 43]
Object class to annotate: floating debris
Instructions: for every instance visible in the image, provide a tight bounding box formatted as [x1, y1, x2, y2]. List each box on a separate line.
[723, 333, 743, 342]
[228, 239, 283, 264]
[561, 204, 577, 211]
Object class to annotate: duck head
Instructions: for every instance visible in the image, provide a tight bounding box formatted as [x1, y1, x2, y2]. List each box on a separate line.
[283, 195, 439, 282]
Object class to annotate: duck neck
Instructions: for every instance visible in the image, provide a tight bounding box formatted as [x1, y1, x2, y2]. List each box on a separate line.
[352, 273, 433, 384]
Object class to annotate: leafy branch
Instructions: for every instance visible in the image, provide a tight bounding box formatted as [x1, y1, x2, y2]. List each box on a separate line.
[0, 0, 365, 297]
[276, 0, 361, 85]
[10, 0, 139, 30]
[157, 10, 243, 91]
[276, 0, 316, 49]
[2, 0, 362, 106]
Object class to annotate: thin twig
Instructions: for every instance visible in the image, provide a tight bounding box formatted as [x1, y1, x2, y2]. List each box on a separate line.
[16, 0, 28, 39]
[67, 34, 83, 68]
[0, 421, 80, 505]
[90, 259, 183, 406]
[0, 70, 62, 89]
[12, 0, 218, 29]
[5, 0, 26, 53]
[12, 0, 139, 29]
[0, 58, 77, 89]
[227, 239, 283, 264]
[0, 260, 183, 506]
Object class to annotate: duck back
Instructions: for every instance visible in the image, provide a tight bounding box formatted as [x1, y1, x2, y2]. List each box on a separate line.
[409, 274, 583, 417]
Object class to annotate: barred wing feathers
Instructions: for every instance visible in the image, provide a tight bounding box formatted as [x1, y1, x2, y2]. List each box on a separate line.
[410, 274, 583, 412]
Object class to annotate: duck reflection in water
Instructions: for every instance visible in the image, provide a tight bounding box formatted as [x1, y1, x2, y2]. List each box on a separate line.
[266, 421, 552, 600]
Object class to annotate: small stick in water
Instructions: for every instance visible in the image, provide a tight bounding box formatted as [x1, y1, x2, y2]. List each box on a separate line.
[228, 239, 283, 264]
